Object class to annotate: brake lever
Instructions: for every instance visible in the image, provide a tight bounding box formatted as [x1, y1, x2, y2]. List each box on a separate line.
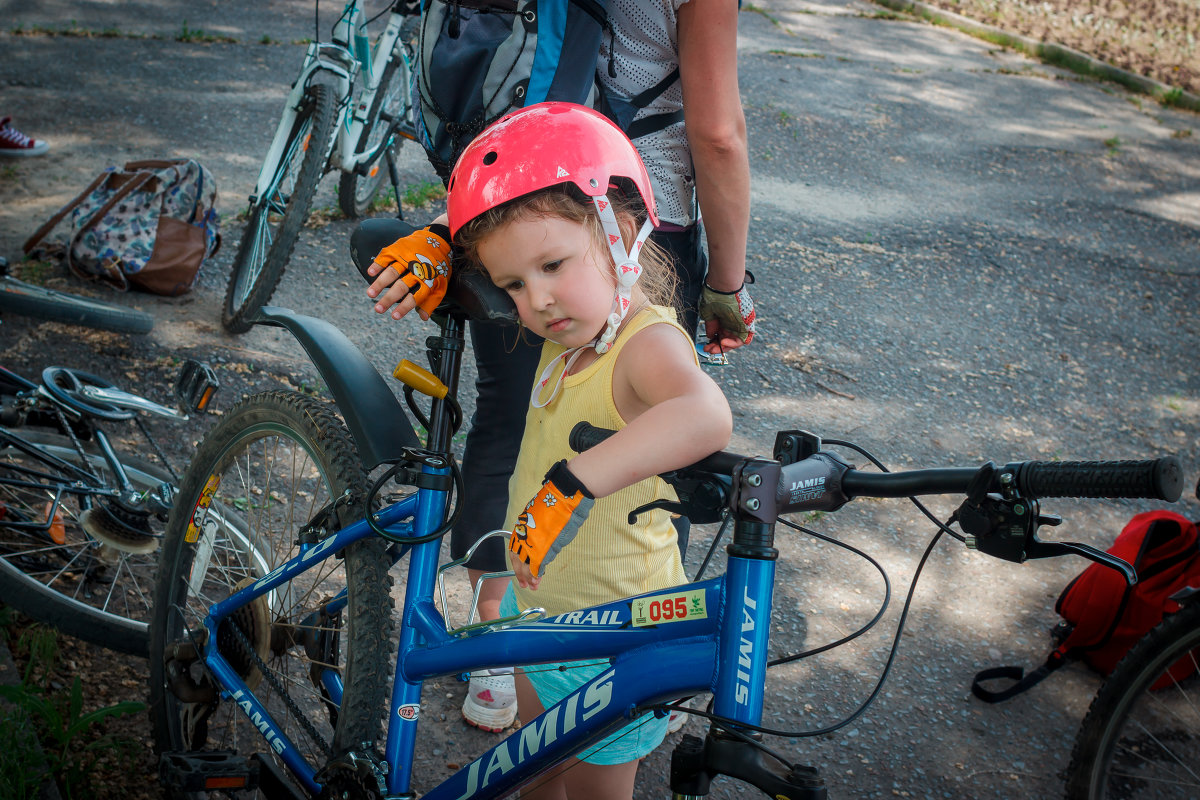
[626, 473, 730, 525]
[1025, 535, 1137, 586]
[956, 463, 1137, 586]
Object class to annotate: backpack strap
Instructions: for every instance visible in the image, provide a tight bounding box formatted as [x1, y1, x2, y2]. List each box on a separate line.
[971, 646, 1070, 704]
[65, 170, 158, 290]
[619, 67, 684, 140]
[123, 158, 187, 171]
[22, 169, 114, 255]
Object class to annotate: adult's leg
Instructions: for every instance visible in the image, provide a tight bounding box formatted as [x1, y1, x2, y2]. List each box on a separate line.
[452, 319, 543, 618]
[650, 222, 707, 341]
[648, 223, 708, 561]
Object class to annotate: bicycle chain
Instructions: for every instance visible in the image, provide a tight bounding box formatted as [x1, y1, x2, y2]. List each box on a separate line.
[50, 402, 92, 472]
[134, 415, 179, 481]
[227, 613, 333, 757]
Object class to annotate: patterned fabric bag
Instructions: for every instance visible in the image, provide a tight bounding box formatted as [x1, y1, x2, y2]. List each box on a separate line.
[24, 159, 221, 296]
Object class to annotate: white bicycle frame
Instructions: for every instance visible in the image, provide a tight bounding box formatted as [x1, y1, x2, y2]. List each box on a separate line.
[249, 0, 411, 204]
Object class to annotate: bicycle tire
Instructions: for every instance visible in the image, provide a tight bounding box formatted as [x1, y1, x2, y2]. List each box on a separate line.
[223, 84, 338, 334]
[0, 431, 169, 654]
[1065, 600, 1200, 799]
[149, 392, 393, 797]
[0, 275, 154, 334]
[337, 47, 412, 218]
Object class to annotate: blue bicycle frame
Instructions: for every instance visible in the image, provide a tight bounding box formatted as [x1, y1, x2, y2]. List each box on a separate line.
[198, 472, 777, 797]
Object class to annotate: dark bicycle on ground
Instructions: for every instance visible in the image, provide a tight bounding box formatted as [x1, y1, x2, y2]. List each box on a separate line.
[0, 359, 218, 654]
[0, 256, 154, 334]
[147, 222, 1185, 799]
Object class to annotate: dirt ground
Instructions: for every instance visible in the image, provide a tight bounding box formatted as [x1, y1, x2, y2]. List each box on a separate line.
[917, 0, 1200, 94]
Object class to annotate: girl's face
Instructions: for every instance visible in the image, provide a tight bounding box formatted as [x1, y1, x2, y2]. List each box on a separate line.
[477, 214, 618, 349]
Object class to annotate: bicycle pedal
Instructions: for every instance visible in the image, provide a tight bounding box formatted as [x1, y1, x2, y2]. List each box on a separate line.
[175, 359, 220, 413]
[159, 750, 259, 793]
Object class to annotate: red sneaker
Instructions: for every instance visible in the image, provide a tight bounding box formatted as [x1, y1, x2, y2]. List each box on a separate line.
[0, 117, 49, 157]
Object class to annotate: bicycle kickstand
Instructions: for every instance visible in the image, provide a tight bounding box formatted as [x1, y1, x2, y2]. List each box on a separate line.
[669, 732, 827, 800]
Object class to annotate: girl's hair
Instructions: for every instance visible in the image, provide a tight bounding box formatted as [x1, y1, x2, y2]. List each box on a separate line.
[454, 182, 678, 309]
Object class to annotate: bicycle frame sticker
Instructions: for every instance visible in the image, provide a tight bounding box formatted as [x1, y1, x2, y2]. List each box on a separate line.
[184, 473, 221, 543]
[397, 703, 420, 721]
[631, 588, 707, 627]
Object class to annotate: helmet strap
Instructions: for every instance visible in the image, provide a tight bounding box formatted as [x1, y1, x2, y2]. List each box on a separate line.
[593, 195, 653, 355]
[527, 194, 655, 409]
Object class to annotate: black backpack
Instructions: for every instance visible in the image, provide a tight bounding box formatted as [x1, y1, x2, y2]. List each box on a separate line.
[413, 0, 682, 181]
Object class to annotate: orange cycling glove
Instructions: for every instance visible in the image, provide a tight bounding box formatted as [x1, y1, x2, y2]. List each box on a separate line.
[509, 460, 595, 578]
[698, 272, 757, 345]
[372, 224, 452, 316]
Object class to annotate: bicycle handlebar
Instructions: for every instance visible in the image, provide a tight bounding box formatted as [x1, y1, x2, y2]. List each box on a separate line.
[568, 422, 1184, 507]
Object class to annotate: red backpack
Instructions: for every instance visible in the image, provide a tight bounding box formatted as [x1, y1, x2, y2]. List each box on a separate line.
[973, 510, 1200, 703]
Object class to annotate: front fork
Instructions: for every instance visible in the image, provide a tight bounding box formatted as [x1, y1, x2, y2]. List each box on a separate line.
[672, 461, 829, 800]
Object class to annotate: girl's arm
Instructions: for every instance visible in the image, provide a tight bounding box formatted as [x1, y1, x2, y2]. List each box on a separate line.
[566, 323, 733, 498]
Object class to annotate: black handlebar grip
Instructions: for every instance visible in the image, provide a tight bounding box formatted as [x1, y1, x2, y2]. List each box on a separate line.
[570, 422, 616, 453]
[1010, 456, 1184, 501]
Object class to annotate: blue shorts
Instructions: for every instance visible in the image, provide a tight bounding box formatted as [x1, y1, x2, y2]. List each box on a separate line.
[500, 585, 669, 765]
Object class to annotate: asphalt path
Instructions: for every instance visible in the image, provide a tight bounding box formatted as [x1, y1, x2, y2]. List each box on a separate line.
[1, 0, 1198, 797]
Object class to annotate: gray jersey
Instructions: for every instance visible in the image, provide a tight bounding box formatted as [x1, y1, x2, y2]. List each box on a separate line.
[598, 0, 698, 228]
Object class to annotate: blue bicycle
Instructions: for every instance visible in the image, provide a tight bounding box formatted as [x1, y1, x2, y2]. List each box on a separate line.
[148, 226, 1184, 799]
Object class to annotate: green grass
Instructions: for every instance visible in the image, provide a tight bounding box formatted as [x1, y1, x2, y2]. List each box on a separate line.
[12, 260, 59, 286]
[401, 180, 448, 210]
[0, 617, 144, 800]
[176, 21, 237, 44]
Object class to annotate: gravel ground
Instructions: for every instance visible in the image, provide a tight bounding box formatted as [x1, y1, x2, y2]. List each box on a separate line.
[0, 0, 1198, 797]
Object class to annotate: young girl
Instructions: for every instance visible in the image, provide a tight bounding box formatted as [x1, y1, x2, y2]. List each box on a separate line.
[448, 102, 733, 799]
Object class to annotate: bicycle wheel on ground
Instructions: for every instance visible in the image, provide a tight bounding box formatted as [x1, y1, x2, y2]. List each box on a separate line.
[0, 275, 155, 334]
[1065, 599, 1200, 799]
[223, 84, 337, 334]
[337, 45, 414, 219]
[0, 431, 169, 654]
[149, 392, 393, 797]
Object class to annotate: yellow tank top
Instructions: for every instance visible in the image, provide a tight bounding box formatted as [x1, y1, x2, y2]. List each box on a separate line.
[506, 305, 693, 616]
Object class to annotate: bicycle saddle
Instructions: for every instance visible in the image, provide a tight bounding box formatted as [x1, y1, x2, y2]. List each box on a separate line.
[349, 218, 519, 325]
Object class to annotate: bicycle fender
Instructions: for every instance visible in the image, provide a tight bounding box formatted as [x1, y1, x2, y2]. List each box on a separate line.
[253, 306, 420, 468]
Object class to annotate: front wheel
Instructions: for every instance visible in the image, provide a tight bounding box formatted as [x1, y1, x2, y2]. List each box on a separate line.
[223, 84, 337, 334]
[1065, 599, 1200, 799]
[149, 393, 393, 796]
[337, 49, 413, 218]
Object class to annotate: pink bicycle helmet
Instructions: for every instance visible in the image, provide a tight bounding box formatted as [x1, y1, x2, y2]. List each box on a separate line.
[446, 101, 659, 237]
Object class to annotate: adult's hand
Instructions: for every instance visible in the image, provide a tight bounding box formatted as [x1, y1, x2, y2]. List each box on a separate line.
[367, 223, 452, 320]
[699, 280, 756, 353]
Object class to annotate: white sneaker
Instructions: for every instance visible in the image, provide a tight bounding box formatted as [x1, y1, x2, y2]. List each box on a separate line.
[463, 667, 517, 732]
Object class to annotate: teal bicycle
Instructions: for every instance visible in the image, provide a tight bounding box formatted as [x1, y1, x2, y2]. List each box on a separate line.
[223, 0, 418, 333]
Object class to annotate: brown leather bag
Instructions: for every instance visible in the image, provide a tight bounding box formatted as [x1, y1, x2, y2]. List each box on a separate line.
[24, 158, 221, 297]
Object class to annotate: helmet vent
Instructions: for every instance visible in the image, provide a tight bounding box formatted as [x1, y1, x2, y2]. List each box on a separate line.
[483, 151, 498, 166]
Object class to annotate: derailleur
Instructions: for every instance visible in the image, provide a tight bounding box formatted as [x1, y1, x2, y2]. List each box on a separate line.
[955, 462, 1136, 584]
[315, 747, 389, 800]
